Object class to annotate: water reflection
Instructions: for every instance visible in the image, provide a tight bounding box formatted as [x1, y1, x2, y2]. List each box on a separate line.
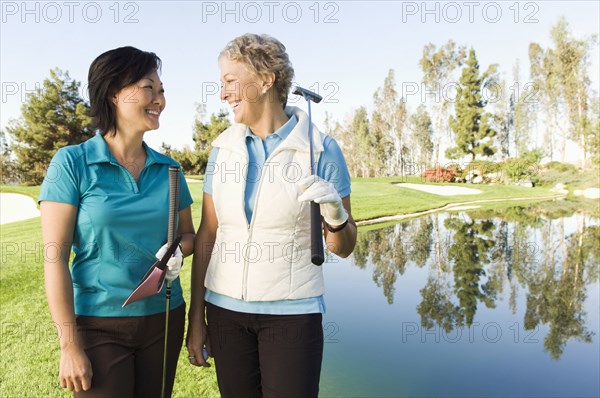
[353, 203, 599, 360]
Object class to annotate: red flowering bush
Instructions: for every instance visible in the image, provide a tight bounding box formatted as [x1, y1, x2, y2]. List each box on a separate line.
[421, 165, 461, 183]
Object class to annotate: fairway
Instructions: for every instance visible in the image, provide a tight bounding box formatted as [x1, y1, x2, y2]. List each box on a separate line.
[0, 179, 568, 396]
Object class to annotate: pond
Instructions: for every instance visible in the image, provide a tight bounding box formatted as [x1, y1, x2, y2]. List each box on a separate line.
[320, 202, 600, 397]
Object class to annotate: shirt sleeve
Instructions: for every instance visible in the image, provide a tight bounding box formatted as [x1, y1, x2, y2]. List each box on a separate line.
[203, 147, 219, 195]
[317, 136, 351, 198]
[178, 169, 194, 210]
[38, 148, 81, 206]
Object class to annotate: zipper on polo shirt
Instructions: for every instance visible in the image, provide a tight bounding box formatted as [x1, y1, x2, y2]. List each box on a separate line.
[109, 161, 140, 193]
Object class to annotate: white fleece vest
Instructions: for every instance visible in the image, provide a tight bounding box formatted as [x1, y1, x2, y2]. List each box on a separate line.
[205, 106, 326, 301]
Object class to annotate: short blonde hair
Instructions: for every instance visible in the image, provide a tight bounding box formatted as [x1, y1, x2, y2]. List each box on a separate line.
[220, 33, 294, 107]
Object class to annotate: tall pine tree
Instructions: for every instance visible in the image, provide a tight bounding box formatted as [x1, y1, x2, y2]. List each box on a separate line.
[447, 49, 497, 161]
[7, 68, 92, 184]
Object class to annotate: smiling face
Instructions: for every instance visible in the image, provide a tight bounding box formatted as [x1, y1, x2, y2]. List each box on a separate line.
[219, 57, 273, 126]
[113, 69, 165, 134]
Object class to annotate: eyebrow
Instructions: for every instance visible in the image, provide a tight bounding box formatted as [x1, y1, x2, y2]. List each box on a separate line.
[144, 78, 163, 86]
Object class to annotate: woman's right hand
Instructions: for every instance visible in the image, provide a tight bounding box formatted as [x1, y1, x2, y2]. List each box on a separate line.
[186, 319, 211, 367]
[59, 343, 93, 392]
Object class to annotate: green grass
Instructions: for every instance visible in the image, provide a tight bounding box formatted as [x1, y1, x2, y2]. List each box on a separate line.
[0, 177, 579, 396]
[0, 184, 217, 397]
[350, 177, 559, 221]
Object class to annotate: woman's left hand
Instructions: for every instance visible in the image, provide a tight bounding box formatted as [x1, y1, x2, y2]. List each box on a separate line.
[297, 176, 348, 228]
[155, 243, 183, 281]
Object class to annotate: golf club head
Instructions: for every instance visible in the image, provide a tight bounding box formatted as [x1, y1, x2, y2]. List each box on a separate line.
[122, 236, 182, 307]
[122, 265, 166, 307]
[292, 85, 322, 103]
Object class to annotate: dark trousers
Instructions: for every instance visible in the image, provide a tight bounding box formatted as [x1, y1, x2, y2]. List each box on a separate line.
[73, 304, 185, 398]
[206, 302, 324, 398]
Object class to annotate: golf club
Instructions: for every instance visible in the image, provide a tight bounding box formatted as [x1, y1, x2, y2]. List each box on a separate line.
[161, 166, 180, 398]
[292, 85, 324, 266]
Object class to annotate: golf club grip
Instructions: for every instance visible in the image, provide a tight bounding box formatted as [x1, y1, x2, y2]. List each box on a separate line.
[168, 166, 180, 246]
[311, 202, 325, 265]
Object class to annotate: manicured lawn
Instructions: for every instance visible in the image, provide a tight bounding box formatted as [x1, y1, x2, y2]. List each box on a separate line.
[0, 178, 565, 396]
[2, 178, 560, 224]
[350, 177, 558, 221]
[0, 183, 218, 397]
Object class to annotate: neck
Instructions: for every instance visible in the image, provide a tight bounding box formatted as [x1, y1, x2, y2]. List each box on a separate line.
[248, 104, 289, 140]
[104, 130, 145, 161]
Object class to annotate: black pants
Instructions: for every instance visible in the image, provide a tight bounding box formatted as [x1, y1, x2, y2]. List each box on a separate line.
[73, 304, 185, 398]
[206, 302, 324, 398]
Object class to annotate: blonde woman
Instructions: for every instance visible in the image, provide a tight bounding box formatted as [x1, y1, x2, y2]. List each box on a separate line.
[186, 34, 356, 398]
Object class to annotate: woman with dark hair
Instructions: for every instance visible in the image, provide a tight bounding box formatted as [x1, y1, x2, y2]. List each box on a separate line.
[39, 46, 195, 397]
[186, 34, 357, 398]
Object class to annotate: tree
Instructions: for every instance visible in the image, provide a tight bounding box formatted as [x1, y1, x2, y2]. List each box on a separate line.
[342, 106, 382, 177]
[489, 78, 512, 160]
[193, 108, 230, 173]
[447, 48, 498, 161]
[369, 111, 391, 177]
[530, 17, 597, 165]
[7, 68, 92, 184]
[529, 42, 561, 161]
[590, 97, 600, 165]
[409, 104, 434, 168]
[445, 216, 497, 326]
[160, 143, 199, 175]
[372, 69, 408, 175]
[551, 17, 596, 166]
[0, 129, 20, 184]
[419, 40, 466, 164]
[511, 60, 533, 157]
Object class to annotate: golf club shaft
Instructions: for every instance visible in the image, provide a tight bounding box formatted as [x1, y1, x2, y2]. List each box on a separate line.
[162, 166, 180, 398]
[307, 99, 325, 266]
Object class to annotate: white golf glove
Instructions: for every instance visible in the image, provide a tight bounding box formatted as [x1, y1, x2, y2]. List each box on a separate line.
[155, 243, 183, 282]
[298, 176, 348, 227]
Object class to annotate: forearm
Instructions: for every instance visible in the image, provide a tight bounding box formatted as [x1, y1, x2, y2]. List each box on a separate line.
[180, 232, 195, 257]
[188, 228, 215, 323]
[323, 196, 357, 258]
[325, 219, 357, 258]
[44, 260, 81, 349]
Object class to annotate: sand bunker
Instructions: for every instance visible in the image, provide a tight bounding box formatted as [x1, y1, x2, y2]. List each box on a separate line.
[0, 193, 40, 224]
[394, 183, 482, 196]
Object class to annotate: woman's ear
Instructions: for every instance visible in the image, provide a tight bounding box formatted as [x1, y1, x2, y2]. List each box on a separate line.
[261, 72, 276, 93]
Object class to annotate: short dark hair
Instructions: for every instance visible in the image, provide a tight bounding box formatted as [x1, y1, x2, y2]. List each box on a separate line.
[88, 46, 162, 136]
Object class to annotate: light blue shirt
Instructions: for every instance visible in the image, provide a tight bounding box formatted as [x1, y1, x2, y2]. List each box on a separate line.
[39, 134, 193, 317]
[203, 114, 351, 315]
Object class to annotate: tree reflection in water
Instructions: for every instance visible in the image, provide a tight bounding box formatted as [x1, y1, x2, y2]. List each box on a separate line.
[354, 203, 599, 359]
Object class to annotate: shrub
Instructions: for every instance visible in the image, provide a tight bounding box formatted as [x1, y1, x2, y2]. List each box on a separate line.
[501, 158, 539, 183]
[422, 165, 462, 183]
[544, 161, 578, 173]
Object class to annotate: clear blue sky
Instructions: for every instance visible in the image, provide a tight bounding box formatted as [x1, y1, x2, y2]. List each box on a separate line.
[2, 1, 599, 152]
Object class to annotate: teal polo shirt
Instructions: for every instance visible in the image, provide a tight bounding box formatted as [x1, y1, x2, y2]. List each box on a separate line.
[39, 134, 193, 317]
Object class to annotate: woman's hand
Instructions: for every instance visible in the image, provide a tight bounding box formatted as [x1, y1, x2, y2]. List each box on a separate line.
[186, 319, 211, 367]
[297, 175, 348, 227]
[59, 343, 93, 392]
